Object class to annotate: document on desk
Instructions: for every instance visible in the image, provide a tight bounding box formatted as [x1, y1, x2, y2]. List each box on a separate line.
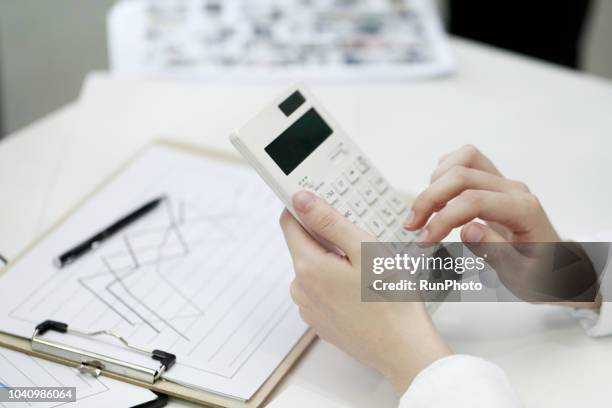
[108, 0, 454, 81]
[0, 347, 157, 407]
[0, 145, 308, 400]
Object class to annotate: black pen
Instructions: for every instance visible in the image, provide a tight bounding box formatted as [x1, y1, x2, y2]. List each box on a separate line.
[53, 196, 166, 268]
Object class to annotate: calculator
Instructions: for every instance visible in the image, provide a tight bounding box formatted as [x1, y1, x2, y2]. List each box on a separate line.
[230, 86, 417, 245]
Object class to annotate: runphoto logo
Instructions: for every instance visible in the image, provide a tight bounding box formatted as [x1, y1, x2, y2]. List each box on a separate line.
[371, 253, 487, 275]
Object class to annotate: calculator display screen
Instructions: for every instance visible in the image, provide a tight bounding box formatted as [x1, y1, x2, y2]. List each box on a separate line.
[265, 108, 333, 175]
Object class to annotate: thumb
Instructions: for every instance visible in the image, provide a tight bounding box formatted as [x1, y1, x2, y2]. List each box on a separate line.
[292, 190, 370, 260]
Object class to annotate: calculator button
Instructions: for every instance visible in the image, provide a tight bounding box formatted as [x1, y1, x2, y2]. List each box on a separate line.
[320, 186, 339, 205]
[358, 185, 378, 205]
[312, 180, 325, 192]
[354, 156, 370, 173]
[362, 224, 375, 235]
[353, 219, 367, 230]
[377, 205, 396, 226]
[379, 231, 396, 243]
[332, 177, 350, 195]
[330, 147, 349, 164]
[369, 174, 389, 194]
[366, 216, 385, 237]
[388, 195, 407, 214]
[348, 194, 368, 216]
[337, 203, 357, 223]
[394, 228, 416, 242]
[343, 165, 360, 184]
[301, 182, 316, 193]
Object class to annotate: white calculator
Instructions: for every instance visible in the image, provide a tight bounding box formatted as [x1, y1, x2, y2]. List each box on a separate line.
[230, 86, 417, 245]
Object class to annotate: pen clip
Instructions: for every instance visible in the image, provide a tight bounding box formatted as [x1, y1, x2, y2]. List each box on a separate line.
[0, 253, 8, 269]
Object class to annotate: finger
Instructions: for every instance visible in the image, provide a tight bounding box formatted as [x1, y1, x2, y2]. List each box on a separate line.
[289, 279, 310, 308]
[298, 307, 313, 327]
[460, 222, 526, 290]
[292, 191, 370, 261]
[461, 222, 508, 244]
[280, 209, 328, 261]
[297, 306, 332, 342]
[461, 222, 521, 268]
[437, 151, 451, 165]
[431, 145, 502, 183]
[419, 190, 530, 242]
[407, 167, 524, 230]
[281, 209, 352, 297]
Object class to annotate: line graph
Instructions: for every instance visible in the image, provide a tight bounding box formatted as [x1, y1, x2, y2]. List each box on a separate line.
[75, 199, 208, 340]
[11, 194, 251, 344]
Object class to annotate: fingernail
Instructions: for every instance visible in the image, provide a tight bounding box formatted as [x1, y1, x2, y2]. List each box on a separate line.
[416, 228, 429, 243]
[293, 191, 317, 213]
[403, 210, 416, 229]
[465, 224, 484, 243]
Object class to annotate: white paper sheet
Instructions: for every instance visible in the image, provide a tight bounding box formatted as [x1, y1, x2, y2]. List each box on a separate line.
[107, 0, 454, 81]
[0, 347, 156, 407]
[0, 146, 308, 400]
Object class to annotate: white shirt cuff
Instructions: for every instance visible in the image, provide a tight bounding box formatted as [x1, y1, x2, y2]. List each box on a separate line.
[571, 241, 612, 337]
[399, 355, 521, 408]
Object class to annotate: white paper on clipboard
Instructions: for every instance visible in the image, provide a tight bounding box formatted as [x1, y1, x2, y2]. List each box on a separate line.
[0, 145, 308, 401]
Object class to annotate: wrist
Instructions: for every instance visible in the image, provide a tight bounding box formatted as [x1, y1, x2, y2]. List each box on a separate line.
[384, 336, 452, 395]
[378, 304, 452, 395]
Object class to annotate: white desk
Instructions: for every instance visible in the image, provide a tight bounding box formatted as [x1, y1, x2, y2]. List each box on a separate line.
[1, 38, 612, 407]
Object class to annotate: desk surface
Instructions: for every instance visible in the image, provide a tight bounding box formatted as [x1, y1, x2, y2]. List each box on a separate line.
[1, 38, 612, 407]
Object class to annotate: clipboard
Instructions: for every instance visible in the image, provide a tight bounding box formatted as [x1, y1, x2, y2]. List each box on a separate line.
[0, 139, 317, 408]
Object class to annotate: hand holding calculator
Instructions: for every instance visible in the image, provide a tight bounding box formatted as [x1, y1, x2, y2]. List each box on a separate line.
[230, 86, 417, 245]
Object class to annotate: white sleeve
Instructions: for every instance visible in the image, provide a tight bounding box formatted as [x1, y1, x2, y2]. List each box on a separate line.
[399, 355, 522, 408]
[570, 240, 612, 337]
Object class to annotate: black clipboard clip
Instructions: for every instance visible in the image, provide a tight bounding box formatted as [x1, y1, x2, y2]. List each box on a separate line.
[31, 320, 176, 384]
[131, 392, 169, 408]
